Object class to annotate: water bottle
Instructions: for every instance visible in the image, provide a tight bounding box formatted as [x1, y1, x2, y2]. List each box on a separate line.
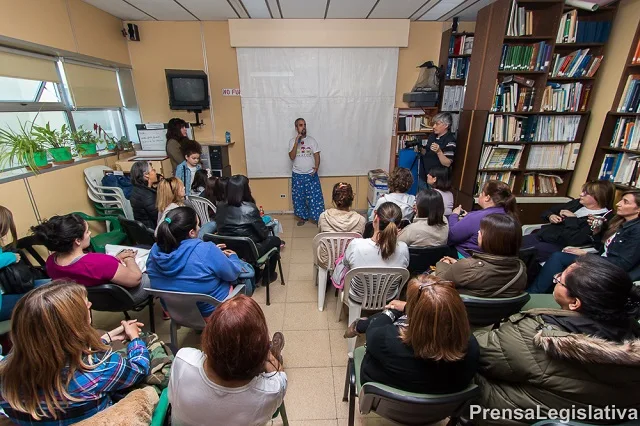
[225, 131, 231, 144]
[259, 206, 265, 217]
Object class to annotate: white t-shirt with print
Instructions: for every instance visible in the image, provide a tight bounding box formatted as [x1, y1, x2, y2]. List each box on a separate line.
[289, 136, 320, 174]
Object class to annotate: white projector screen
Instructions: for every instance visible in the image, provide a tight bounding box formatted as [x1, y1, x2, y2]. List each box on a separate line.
[237, 47, 399, 178]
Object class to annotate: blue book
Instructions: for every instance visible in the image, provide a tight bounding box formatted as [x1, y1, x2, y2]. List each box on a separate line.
[601, 155, 615, 180]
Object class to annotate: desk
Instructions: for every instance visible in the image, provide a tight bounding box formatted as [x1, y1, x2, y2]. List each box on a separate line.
[115, 156, 173, 178]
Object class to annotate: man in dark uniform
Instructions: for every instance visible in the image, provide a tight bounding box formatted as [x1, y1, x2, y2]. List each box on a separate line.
[419, 112, 456, 189]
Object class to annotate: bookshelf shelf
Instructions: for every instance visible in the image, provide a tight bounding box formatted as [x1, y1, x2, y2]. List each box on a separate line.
[610, 112, 640, 116]
[490, 111, 588, 115]
[504, 35, 554, 41]
[479, 168, 522, 172]
[497, 71, 547, 75]
[445, 79, 466, 83]
[450, 54, 472, 58]
[602, 147, 640, 155]
[485, 140, 577, 144]
[546, 76, 596, 81]
[555, 42, 605, 48]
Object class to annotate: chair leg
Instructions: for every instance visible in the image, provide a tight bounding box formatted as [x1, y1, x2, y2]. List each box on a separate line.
[123, 311, 131, 321]
[335, 290, 343, 322]
[147, 297, 155, 333]
[313, 264, 318, 286]
[170, 321, 178, 350]
[277, 256, 285, 285]
[342, 358, 351, 402]
[279, 402, 289, 426]
[317, 267, 328, 311]
[348, 359, 356, 426]
[347, 304, 362, 356]
[265, 265, 271, 306]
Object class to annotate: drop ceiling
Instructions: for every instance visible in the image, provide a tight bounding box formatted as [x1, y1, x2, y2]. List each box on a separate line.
[82, 0, 492, 22]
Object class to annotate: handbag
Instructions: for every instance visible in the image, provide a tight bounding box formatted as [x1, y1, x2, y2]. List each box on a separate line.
[0, 260, 36, 295]
[331, 254, 349, 289]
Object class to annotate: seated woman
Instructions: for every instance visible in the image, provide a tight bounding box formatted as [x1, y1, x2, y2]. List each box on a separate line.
[317, 182, 366, 268]
[436, 214, 526, 298]
[345, 274, 479, 394]
[343, 202, 409, 302]
[169, 295, 286, 426]
[191, 169, 208, 196]
[474, 255, 640, 426]
[522, 179, 614, 262]
[216, 175, 282, 283]
[370, 167, 416, 222]
[529, 190, 640, 294]
[448, 180, 518, 258]
[32, 214, 148, 303]
[398, 189, 448, 247]
[427, 166, 454, 216]
[146, 207, 252, 318]
[130, 161, 159, 229]
[0, 280, 150, 425]
[156, 177, 185, 228]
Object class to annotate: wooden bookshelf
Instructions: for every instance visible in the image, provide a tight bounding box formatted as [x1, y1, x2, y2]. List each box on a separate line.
[389, 107, 437, 171]
[587, 20, 640, 188]
[452, 0, 617, 216]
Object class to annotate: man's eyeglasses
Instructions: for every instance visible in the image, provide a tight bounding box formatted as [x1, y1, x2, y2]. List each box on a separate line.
[553, 273, 566, 287]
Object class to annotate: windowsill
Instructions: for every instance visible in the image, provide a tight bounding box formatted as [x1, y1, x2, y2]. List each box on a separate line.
[0, 151, 126, 184]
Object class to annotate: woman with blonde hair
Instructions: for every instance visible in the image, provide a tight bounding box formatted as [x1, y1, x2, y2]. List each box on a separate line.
[0, 280, 150, 425]
[156, 177, 186, 229]
[344, 274, 479, 393]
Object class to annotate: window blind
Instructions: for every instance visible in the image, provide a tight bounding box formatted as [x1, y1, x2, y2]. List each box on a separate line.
[0, 51, 60, 82]
[64, 63, 123, 108]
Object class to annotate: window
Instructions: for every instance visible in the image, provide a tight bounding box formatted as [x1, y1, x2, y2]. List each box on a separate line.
[72, 109, 126, 148]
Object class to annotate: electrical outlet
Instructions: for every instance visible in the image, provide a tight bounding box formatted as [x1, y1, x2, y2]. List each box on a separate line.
[280, 194, 287, 198]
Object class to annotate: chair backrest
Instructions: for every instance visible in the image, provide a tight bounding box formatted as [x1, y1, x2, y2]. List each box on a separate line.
[202, 234, 259, 263]
[13, 236, 48, 267]
[118, 217, 156, 247]
[460, 292, 531, 326]
[407, 245, 457, 275]
[359, 382, 480, 426]
[144, 288, 221, 331]
[185, 196, 216, 225]
[86, 283, 137, 312]
[344, 267, 410, 310]
[311, 232, 361, 268]
[84, 165, 113, 189]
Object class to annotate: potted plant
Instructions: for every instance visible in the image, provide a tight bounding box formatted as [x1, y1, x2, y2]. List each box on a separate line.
[93, 124, 118, 152]
[33, 123, 73, 165]
[0, 121, 51, 173]
[71, 127, 99, 158]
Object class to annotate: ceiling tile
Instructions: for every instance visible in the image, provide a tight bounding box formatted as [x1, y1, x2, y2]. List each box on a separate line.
[453, 0, 492, 20]
[326, 0, 377, 18]
[178, 0, 238, 19]
[82, 0, 154, 20]
[241, 0, 271, 18]
[368, 0, 428, 19]
[266, 0, 281, 18]
[419, 0, 465, 20]
[126, 0, 197, 20]
[278, 0, 326, 18]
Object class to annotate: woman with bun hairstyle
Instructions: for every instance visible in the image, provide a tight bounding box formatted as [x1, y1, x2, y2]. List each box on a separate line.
[31, 214, 148, 302]
[448, 180, 518, 258]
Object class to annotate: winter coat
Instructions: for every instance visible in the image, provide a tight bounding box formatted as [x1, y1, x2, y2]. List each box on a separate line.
[535, 199, 612, 247]
[596, 217, 640, 272]
[474, 308, 640, 426]
[130, 185, 158, 229]
[435, 252, 526, 298]
[398, 216, 449, 248]
[317, 209, 366, 268]
[216, 201, 269, 243]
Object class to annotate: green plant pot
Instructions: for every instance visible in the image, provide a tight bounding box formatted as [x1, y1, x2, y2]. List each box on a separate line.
[23, 151, 51, 171]
[48, 147, 73, 164]
[77, 143, 98, 157]
[107, 142, 117, 152]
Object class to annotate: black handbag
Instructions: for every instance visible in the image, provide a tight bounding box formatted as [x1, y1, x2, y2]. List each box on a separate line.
[0, 258, 42, 295]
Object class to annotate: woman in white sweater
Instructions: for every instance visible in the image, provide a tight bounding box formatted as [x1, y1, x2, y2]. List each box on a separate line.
[399, 189, 449, 247]
[370, 167, 416, 222]
[345, 202, 410, 302]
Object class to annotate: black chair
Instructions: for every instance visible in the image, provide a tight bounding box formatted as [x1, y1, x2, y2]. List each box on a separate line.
[407, 245, 457, 276]
[203, 234, 285, 306]
[518, 246, 540, 286]
[13, 235, 48, 268]
[628, 264, 640, 282]
[86, 283, 155, 333]
[118, 217, 156, 248]
[363, 219, 411, 239]
[460, 292, 531, 327]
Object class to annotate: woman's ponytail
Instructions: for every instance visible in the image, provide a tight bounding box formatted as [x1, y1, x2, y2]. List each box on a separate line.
[483, 180, 519, 220]
[155, 207, 198, 253]
[503, 193, 518, 219]
[375, 202, 403, 260]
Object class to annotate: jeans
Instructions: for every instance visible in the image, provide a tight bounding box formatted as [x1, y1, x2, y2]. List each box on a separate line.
[198, 220, 217, 239]
[521, 233, 564, 263]
[0, 278, 51, 321]
[527, 251, 577, 294]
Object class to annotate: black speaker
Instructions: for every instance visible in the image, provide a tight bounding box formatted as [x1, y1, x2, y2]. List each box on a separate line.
[127, 23, 140, 41]
[452, 17, 459, 33]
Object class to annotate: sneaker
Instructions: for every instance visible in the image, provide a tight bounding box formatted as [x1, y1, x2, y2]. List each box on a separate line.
[271, 332, 285, 364]
[162, 309, 171, 320]
[296, 220, 306, 226]
[343, 318, 364, 339]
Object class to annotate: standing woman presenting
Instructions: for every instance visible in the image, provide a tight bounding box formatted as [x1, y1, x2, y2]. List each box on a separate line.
[166, 118, 188, 172]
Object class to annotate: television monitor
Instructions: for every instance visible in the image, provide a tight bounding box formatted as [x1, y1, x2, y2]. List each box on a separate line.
[165, 69, 210, 111]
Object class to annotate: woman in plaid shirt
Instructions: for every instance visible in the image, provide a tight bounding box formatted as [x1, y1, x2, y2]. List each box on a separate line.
[0, 280, 150, 425]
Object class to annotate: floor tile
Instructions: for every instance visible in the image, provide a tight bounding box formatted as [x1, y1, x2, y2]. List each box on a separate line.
[283, 329, 331, 368]
[291, 237, 315, 251]
[283, 302, 329, 330]
[333, 367, 376, 421]
[329, 329, 350, 367]
[259, 302, 286, 333]
[286, 280, 318, 303]
[253, 281, 288, 304]
[294, 226, 320, 238]
[287, 421, 337, 426]
[289, 249, 315, 264]
[284, 367, 337, 420]
[289, 263, 315, 281]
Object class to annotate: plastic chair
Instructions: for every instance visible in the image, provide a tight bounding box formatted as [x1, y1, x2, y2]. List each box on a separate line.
[344, 346, 480, 426]
[460, 292, 531, 327]
[203, 234, 285, 305]
[522, 293, 560, 310]
[72, 212, 127, 253]
[118, 217, 156, 248]
[84, 165, 134, 219]
[87, 186, 134, 221]
[185, 195, 216, 225]
[144, 286, 244, 349]
[336, 267, 410, 354]
[312, 232, 362, 311]
[86, 283, 155, 333]
[150, 388, 170, 426]
[11, 235, 48, 268]
[407, 245, 457, 276]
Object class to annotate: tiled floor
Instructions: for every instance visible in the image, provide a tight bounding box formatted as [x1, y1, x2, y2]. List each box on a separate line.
[91, 214, 397, 425]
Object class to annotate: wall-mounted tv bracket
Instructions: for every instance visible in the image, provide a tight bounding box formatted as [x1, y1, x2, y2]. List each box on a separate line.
[188, 109, 205, 128]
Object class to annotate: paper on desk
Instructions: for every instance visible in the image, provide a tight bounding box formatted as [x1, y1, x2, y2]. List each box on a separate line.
[105, 244, 150, 273]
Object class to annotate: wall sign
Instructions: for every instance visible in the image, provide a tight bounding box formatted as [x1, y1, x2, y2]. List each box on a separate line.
[222, 88, 241, 96]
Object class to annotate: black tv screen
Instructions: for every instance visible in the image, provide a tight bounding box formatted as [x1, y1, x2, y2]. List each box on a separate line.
[165, 69, 210, 111]
[172, 78, 206, 102]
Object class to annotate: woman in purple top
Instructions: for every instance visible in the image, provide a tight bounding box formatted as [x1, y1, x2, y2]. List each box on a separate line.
[448, 180, 518, 257]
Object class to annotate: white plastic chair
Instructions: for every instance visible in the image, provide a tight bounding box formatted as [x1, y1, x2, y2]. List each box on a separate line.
[84, 165, 134, 220]
[185, 195, 216, 225]
[336, 267, 410, 355]
[312, 232, 362, 311]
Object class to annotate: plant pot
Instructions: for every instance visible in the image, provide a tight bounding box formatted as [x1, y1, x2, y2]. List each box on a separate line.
[48, 147, 74, 164]
[24, 151, 51, 171]
[107, 142, 117, 152]
[77, 143, 98, 157]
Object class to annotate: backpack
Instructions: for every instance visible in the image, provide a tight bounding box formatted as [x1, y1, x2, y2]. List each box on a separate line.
[0, 260, 36, 294]
[331, 254, 349, 289]
[412, 61, 441, 92]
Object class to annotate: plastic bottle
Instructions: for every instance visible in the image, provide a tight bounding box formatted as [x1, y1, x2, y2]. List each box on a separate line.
[225, 131, 231, 144]
[259, 206, 265, 217]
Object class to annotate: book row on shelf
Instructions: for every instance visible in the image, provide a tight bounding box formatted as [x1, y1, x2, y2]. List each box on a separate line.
[442, 85, 465, 111]
[397, 115, 432, 132]
[617, 75, 640, 113]
[522, 173, 562, 195]
[527, 143, 580, 170]
[541, 81, 591, 113]
[598, 153, 640, 188]
[610, 117, 640, 151]
[491, 75, 535, 113]
[556, 10, 612, 44]
[484, 114, 581, 143]
[480, 145, 524, 169]
[449, 34, 474, 55]
[476, 171, 516, 196]
[549, 49, 603, 78]
[445, 57, 470, 80]
[499, 42, 552, 72]
[506, 0, 533, 37]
